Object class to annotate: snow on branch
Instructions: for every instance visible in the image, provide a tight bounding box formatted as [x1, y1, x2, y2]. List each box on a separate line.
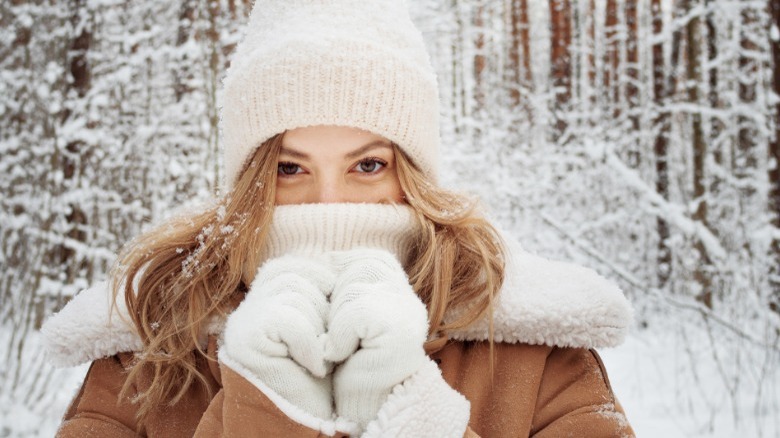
[537, 211, 778, 352]
[584, 141, 728, 262]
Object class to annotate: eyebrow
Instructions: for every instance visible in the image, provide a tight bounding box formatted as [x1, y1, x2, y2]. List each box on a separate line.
[280, 140, 392, 160]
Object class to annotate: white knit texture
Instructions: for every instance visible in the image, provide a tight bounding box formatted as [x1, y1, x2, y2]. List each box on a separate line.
[221, 255, 336, 420]
[260, 203, 421, 268]
[220, 0, 440, 188]
[323, 249, 430, 433]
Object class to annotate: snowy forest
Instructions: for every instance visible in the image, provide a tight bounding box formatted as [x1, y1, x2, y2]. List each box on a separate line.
[1, 0, 779, 436]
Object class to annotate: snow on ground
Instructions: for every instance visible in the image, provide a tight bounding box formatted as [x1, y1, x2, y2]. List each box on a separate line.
[602, 323, 780, 438]
[0, 329, 88, 438]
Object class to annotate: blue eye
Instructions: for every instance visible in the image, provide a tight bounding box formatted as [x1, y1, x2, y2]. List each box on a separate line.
[278, 162, 303, 176]
[354, 158, 387, 174]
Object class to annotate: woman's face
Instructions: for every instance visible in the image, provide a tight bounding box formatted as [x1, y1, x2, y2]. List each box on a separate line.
[274, 125, 404, 205]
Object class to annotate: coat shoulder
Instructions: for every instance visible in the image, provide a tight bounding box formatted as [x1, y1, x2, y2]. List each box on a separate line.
[447, 234, 634, 349]
[40, 281, 144, 367]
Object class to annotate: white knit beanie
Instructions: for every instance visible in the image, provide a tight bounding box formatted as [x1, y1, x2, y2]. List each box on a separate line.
[220, 0, 441, 189]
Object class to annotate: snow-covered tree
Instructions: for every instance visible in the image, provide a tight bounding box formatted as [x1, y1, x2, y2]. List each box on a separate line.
[1, 0, 778, 435]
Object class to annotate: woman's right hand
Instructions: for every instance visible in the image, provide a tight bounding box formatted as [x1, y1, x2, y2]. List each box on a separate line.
[220, 254, 336, 420]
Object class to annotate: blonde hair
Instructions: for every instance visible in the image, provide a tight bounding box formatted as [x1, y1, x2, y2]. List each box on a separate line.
[393, 148, 505, 336]
[113, 135, 506, 422]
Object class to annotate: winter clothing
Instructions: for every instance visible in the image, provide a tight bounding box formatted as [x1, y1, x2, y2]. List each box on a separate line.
[220, 0, 441, 188]
[259, 203, 421, 268]
[43, 203, 635, 437]
[324, 249, 441, 433]
[53, 337, 633, 437]
[221, 254, 336, 420]
[362, 360, 470, 438]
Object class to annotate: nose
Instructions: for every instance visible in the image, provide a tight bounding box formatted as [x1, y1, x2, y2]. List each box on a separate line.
[313, 178, 352, 204]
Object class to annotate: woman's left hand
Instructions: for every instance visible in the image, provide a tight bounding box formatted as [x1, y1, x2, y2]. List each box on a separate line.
[322, 249, 430, 431]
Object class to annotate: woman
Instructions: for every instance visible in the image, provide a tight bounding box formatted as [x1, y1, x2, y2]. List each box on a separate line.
[42, 0, 635, 436]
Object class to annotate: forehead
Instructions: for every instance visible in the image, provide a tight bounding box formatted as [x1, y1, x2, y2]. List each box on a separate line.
[283, 125, 390, 150]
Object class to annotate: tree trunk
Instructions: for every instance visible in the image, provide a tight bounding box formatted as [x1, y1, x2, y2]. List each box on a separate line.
[704, 0, 727, 260]
[206, 0, 224, 188]
[174, 0, 196, 101]
[508, 0, 532, 123]
[625, 0, 640, 168]
[652, 0, 672, 289]
[769, 0, 780, 312]
[604, 0, 620, 117]
[55, 0, 92, 301]
[586, 0, 596, 103]
[737, 5, 759, 185]
[685, 0, 714, 308]
[705, 0, 724, 167]
[451, 0, 467, 135]
[474, 3, 486, 112]
[549, 0, 572, 141]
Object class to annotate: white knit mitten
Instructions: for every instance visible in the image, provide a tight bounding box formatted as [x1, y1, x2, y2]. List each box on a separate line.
[362, 361, 470, 438]
[220, 255, 335, 420]
[323, 249, 432, 431]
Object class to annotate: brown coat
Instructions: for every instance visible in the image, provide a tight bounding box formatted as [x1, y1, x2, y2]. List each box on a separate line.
[56, 335, 633, 437]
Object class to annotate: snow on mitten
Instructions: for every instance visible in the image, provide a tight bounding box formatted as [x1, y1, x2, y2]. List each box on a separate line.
[220, 254, 335, 420]
[322, 249, 432, 432]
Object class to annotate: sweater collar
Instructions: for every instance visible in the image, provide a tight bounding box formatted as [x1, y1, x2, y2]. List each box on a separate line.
[260, 203, 421, 268]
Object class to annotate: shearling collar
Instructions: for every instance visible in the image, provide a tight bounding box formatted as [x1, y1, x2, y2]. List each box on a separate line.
[445, 238, 633, 348]
[40, 236, 633, 367]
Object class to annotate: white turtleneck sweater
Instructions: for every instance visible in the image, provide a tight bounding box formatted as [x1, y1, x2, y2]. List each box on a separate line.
[259, 203, 421, 268]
